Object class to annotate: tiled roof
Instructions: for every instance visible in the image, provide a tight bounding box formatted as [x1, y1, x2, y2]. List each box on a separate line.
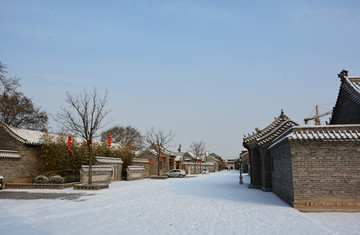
[331, 70, 360, 124]
[341, 76, 360, 106]
[243, 111, 299, 147]
[289, 125, 360, 142]
[175, 154, 183, 162]
[269, 125, 360, 149]
[2, 123, 47, 145]
[1, 123, 123, 147]
[95, 156, 123, 164]
[0, 150, 21, 159]
[135, 146, 175, 158]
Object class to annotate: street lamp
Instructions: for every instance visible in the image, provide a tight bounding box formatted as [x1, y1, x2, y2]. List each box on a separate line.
[239, 153, 243, 184]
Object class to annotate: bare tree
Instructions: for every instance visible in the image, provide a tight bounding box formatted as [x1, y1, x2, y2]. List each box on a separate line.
[190, 140, 206, 157]
[145, 127, 174, 176]
[101, 125, 144, 150]
[189, 141, 206, 174]
[56, 89, 111, 184]
[0, 62, 48, 130]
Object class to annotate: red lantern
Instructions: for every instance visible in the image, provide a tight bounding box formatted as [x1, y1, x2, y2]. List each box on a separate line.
[161, 154, 164, 162]
[108, 133, 111, 147]
[156, 157, 159, 162]
[149, 158, 152, 166]
[67, 136, 72, 150]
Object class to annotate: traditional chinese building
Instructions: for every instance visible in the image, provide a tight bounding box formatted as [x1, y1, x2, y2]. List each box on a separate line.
[0, 123, 43, 183]
[242, 70, 360, 212]
[268, 125, 360, 211]
[243, 111, 299, 191]
[134, 146, 176, 176]
[330, 69, 360, 124]
[0, 123, 123, 184]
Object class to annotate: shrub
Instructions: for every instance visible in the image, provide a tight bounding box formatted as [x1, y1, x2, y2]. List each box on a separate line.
[34, 175, 49, 184]
[49, 175, 64, 184]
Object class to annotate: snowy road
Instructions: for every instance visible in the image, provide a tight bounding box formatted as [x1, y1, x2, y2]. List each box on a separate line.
[0, 171, 359, 235]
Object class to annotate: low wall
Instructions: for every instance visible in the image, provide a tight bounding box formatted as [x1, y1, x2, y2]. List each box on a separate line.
[80, 165, 113, 184]
[5, 183, 75, 189]
[95, 156, 123, 181]
[126, 166, 145, 181]
[132, 158, 150, 176]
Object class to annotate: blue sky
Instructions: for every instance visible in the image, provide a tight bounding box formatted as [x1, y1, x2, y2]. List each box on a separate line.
[1, 1, 360, 158]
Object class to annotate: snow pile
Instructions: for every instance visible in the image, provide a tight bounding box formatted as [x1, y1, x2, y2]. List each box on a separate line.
[0, 171, 359, 235]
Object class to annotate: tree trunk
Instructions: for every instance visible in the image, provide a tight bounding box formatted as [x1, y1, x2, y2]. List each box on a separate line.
[88, 143, 93, 184]
[158, 154, 160, 176]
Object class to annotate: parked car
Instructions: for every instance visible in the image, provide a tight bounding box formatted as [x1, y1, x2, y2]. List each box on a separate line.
[202, 169, 209, 174]
[163, 169, 186, 178]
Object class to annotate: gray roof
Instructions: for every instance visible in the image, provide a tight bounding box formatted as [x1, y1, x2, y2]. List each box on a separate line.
[338, 70, 360, 106]
[95, 156, 123, 164]
[2, 123, 49, 145]
[243, 111, 299, 147]
[1, 123, 123, 148]
[289, 125, 360, 142]
[269, 125, 360, 149]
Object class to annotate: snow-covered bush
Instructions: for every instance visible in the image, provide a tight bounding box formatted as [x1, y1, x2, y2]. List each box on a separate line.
[34, 175, 49, 184]
[49, 175, 64, 184]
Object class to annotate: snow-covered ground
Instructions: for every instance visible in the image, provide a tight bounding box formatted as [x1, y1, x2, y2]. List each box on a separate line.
[0, 171, 359, 235]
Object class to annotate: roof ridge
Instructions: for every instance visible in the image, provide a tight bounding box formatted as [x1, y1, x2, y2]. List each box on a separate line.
[243, 111, 298, 145]
[1, 123, 28, 144]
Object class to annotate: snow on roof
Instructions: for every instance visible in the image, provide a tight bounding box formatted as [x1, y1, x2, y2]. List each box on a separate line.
[211, 156, 219, 162]
[1, 123, 123, 148]
[175, 154, 183, 162]
[341, 75, 360, 106]
[289, 125, 360, 141]
[243, 111, 299, 147]
[186, 151, 196, 158]
[2, 123, 49, 145]
[332, 71, 360, 113]
[269, 125, 360, 149]
[95, 156, 123, 164]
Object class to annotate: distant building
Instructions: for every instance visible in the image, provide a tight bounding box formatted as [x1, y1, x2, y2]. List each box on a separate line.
[0, 123, 123, 184]
[209, 153, 223, 171]
[239, 150, 249, 173]
[226, 158, 236, 170]
[134, 146, 175, 176]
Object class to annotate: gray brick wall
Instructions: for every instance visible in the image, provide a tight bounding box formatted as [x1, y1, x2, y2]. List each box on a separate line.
[0, 127, 41, 183]
[269, 141, 294, 205]
[291, 141, 360, 211]
[136, 150, 170, 176]
[249, 147, 261, 187]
